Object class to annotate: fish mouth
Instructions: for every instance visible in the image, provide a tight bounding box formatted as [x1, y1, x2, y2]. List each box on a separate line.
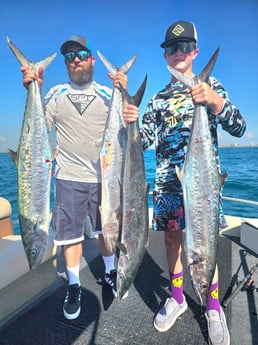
[28, 247, 45, 270]
[189, 253, 204, 265]
[192, 280, 209, 305]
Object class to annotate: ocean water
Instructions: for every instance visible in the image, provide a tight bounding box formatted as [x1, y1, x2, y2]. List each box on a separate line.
[144, 147, 258, 220]
[0, 147, 258, 234]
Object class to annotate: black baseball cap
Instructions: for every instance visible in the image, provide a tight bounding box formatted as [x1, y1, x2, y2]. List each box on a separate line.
[60, 34, 92, 54]
[160, 20, 197, 48]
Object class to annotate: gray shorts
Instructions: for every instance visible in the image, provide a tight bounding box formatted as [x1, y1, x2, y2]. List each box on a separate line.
[52, 179, 102, 246]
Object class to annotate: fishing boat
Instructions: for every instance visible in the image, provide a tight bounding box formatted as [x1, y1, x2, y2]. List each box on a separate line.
[0, 196, 257, 345]
[0, 197, 60, 328]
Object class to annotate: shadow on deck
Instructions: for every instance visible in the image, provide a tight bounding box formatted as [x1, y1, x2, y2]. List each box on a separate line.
[0, 229, 236, 345]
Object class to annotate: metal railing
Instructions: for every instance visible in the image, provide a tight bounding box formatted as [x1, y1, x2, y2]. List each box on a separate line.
[222, 196, 258, 206]
[149, 192, 258, 207]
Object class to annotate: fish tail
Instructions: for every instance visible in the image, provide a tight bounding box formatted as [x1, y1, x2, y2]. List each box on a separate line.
[119, 74, 147, 107]
[6, 37, 56, 71]
[167, 47, 220, 86]
[97, 50, 136, 75]
[198, 47, 219, 82]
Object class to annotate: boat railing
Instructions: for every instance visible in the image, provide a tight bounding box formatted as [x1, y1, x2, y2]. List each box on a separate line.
[222, 196, 258, 206]
[148, 192, 258, 207]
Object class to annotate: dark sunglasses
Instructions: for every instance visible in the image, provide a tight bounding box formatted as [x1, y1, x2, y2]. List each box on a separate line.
[64, 50, 91, 62]
[165, 41, 196, 55]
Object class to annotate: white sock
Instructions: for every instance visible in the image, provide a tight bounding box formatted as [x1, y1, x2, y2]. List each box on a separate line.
[102, 255, 115, 274]
[66, 264, 80, 286]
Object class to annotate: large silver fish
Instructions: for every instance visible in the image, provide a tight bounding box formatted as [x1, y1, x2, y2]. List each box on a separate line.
[97, 51, 136, 253]
[117, 76, 149, 300]
[168, 48, 227, 305]
[7, 37, 56, 270]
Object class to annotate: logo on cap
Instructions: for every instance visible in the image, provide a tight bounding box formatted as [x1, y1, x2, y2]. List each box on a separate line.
[69, 35, 80, 41]
[172, 24, 185, 37]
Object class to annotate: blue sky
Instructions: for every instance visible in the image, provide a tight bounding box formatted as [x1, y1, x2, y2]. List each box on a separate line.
[0, 0, 257, 152]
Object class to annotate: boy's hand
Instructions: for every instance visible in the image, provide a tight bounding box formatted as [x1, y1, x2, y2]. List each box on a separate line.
[190, 82, 224, 114]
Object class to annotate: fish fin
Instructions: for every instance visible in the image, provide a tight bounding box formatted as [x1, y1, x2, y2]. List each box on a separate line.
[117, 241, 127, 254]
[97, 50, 136, 75]
[119, 55, 137, 74]
[175, 165, 183, 182]
[167, 66, 194, 88]
[119, 74, 147, 107]
[6, 37, 56, 72]
[219, 171, 228, 189]
[198, 47, 220, 82]
[7, 149, 18, 167]
[222, 171, 228, 184]
[167, 47, 220, 86]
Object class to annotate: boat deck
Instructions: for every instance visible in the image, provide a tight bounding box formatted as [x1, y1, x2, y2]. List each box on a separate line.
[0, 217, 257, 345]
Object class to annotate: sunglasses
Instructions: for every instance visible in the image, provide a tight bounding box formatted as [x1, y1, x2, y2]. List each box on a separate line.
[64, 50, 91, 62]
[165, 41, 196, 55]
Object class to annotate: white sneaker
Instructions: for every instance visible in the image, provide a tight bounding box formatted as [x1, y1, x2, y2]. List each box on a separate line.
[154, 296, 188, 332]
[205, 309, 230, 345]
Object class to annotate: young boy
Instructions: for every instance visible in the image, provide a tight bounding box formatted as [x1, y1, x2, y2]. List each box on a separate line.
[123, 20, 246, 345]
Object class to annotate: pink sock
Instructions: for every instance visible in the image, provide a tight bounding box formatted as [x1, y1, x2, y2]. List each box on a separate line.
[170, 271, 184, 304]
[206, 281, 221, 313]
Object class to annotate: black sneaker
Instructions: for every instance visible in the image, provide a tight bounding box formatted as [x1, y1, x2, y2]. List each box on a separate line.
[104, 269, 117, 297]
[63, 284, 81, 320]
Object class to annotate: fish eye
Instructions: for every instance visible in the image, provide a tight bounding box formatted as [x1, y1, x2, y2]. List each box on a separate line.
[31, 249, 38, 257]
[201, 282, 208, 289]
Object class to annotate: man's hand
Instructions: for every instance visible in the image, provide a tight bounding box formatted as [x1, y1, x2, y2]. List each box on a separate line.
[123, 104, 139, 123]
[109, 71, 127, 89]
[21, 66, 44, 89]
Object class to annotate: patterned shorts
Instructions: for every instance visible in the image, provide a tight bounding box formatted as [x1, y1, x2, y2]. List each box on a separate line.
[152, 192, 185, 232]
[152, 192, 227, 232]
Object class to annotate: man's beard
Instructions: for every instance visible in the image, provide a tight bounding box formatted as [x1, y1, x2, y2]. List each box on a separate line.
[68, 66, 94, 85]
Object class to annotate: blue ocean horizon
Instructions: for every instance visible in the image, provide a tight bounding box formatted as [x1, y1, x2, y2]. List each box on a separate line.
[1, 146, 258, 235]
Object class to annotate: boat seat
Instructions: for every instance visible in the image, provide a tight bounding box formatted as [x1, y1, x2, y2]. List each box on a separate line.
[0, 197, 14, 238]
[0, 233, 56, 290]
[0, 232, 60, 328]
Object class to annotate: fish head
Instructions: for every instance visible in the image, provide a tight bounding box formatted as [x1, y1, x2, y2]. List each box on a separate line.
[190, 264, 210, 305]
[116, 254, 131, 299]
[24, 226, 48, 270]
